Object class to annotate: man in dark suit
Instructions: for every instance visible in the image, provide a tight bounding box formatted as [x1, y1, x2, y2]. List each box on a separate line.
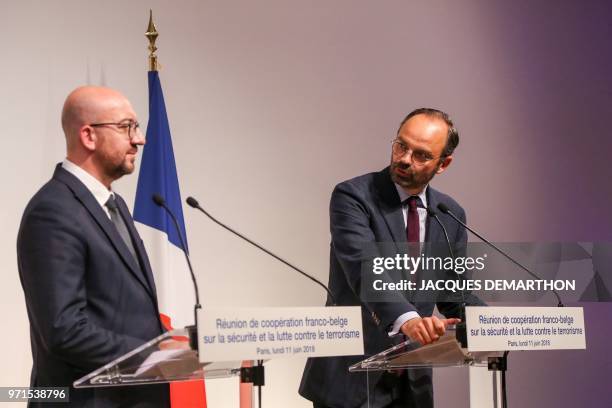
[17, 86, 170, 407]
[300, 108, 484, 408]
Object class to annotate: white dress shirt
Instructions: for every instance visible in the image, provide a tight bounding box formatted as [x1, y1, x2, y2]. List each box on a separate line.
[62, 159, 114, 220]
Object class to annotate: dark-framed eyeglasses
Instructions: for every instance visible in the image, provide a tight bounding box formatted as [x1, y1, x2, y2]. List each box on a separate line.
[89, 120, 143, 142]
[391, 139, 440, 164]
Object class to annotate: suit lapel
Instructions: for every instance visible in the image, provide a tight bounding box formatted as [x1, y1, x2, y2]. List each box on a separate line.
[374, 168, 406, 250]
[425, 187, 458, 261]
[114, 194, 159, 302]
[53, 165, 156, 300]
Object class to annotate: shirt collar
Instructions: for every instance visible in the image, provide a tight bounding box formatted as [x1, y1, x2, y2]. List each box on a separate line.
[62, 159, 113, 209]
[394, 183, 428, 209]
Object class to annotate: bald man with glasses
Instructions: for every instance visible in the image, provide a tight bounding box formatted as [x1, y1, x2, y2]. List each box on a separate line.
[17, 86, 169, 407]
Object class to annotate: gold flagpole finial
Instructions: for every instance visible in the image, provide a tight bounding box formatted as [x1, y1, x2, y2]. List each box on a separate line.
[145, 10, 159, 71]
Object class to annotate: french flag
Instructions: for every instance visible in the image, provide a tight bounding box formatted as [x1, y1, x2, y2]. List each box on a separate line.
[134, 70, 207, 407]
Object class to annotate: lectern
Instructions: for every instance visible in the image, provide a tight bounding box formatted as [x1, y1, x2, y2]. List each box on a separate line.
[349, 328, 506, 407]
[74, 327, 262, 407]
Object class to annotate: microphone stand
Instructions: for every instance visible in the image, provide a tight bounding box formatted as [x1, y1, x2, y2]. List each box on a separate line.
[186, 195, 338, 408]
[151, 195, 202, 350]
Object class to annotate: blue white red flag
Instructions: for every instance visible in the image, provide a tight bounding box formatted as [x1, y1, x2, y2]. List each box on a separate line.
[134, 70, 207, 407]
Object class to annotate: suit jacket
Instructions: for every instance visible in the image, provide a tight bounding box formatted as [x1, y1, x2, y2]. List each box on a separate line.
[17, 164, 169, 407]
[299, 167, 483, 408]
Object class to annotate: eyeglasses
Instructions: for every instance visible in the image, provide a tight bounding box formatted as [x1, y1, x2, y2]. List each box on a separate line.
[391, 139, 440, 164]
[89, 120, 143, 142]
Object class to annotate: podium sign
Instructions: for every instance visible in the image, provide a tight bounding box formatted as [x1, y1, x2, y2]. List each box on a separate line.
[197, 306, 363, 362]
[465, 306, 586, 352]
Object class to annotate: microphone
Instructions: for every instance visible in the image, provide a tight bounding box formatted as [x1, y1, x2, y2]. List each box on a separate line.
[152, 194, 202, 327]
[185, 196, 337, 306]
[427, 207, 465, 321]
[152, 193, 165, 208]
[436, 202, 564, 307]
[426, 207, 454, 259]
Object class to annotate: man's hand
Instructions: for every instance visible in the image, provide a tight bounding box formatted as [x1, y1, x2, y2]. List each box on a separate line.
[400, 316, 461, 345]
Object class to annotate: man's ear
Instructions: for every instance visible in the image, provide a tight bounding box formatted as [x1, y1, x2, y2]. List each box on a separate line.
[436, 155, 453, 174]
[79, 126, 96, 152]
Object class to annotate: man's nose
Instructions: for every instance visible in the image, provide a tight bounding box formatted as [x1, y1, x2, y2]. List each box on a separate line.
[398, 150, 413, 165]
[131, 130, 146, 146]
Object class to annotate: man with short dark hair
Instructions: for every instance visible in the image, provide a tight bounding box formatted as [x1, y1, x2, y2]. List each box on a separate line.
[300, 108, 484, 408]
[17, 86, 169, 407]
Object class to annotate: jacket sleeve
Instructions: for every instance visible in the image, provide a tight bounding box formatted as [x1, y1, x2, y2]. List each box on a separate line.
[330, 182, 417, 329]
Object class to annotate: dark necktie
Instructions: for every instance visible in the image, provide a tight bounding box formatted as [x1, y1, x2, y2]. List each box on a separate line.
[406, 196, 420, 242]
[406, 196, 420, 258]
[105, 195, 139, 265]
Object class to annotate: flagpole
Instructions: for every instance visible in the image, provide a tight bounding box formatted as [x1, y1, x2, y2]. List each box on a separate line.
[145, 10, 159, 72]
[140, 12, 214, 408]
